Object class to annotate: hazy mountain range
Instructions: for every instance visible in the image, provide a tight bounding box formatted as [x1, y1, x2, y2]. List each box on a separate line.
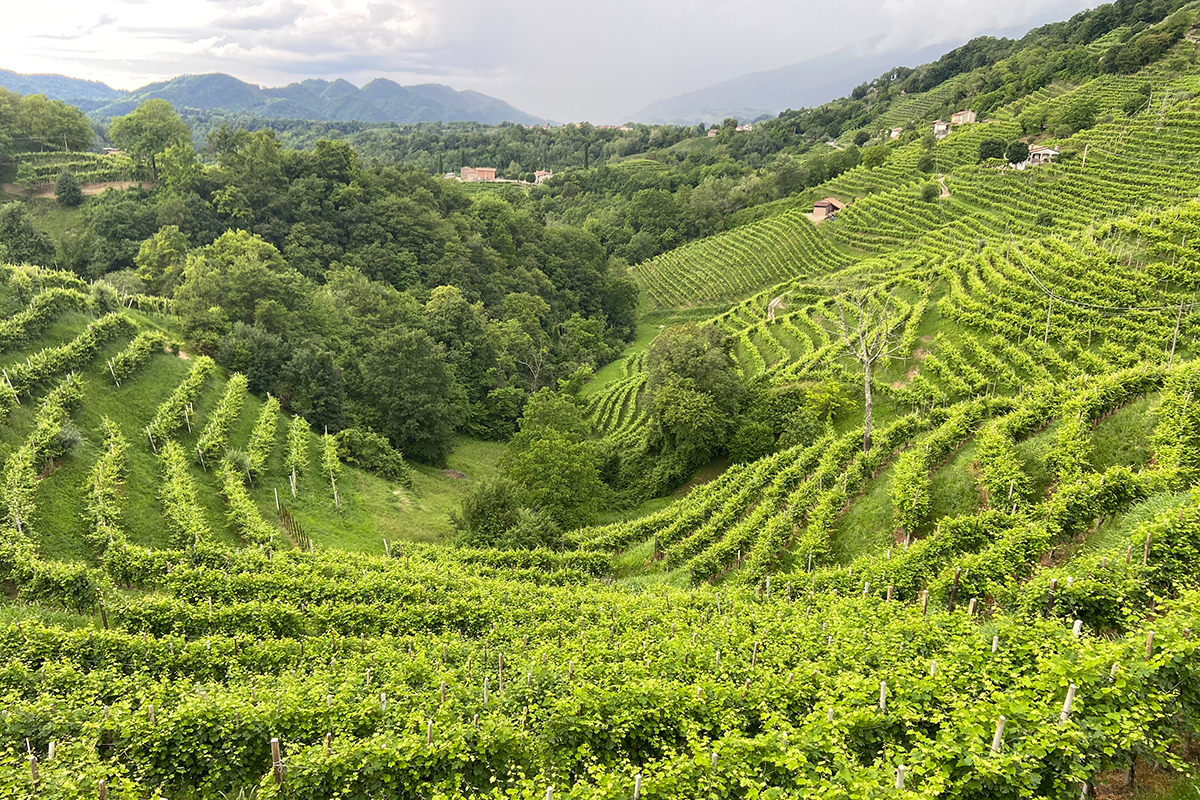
[0, 69, 549, 126]
[627, 36, 958, 126]
[626, 13, 1068, 126]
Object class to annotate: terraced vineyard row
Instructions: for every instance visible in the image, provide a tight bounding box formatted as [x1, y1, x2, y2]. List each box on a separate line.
[632, 208, 855, 307]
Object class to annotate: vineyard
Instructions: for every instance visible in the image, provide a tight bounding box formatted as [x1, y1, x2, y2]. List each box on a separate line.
[6, 7, 1200, 799]
[11, 152, 139, 188]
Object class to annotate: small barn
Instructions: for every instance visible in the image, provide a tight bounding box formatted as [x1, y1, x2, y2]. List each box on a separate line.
[932, 120, 950, 138]
[813, 197, 846, 220]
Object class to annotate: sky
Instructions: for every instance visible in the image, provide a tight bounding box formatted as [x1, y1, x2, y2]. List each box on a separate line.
[2, 0, 1101, 122]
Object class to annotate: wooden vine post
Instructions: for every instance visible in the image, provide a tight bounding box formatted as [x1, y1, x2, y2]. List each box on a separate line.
[271, 737, 284, 785]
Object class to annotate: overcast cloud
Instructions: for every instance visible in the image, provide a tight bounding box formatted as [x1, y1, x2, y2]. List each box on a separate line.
[2, 0, 1099, 122]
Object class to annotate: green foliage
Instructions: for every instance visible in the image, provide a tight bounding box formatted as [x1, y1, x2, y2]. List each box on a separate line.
[14, 151, 136, 187]
[107, 329, 168, 384]
[453, 478, 523, 546]
[1005, 140, 1031, 164]
[1, 375, 84, 544]
[920, 182, 940, 202]
[219, 459, 277, 547]
[158, 440, 210, 547]
[147, 356, 215, 443]
[503, 390, 605, 531]
[1, 312, 134, 396]
[321, 432, 341, 483]
[53, 171, 82, 207]
[83, 417, 129, 557]
[247, 395, 281, 477]
[286, 414, 311, 489]
[196, 372, 248, 463]
[134, 225, 190, 294]
[1152, 362, 1200, 486]
[353, 326, 463, 466]
[0, 203, 54, 267]
[0, 287, 88, 353]
[0, 87, 93, 155]
[977, 137, 1007, 161]
[333, 427, 411, 487]
[108, 99, 191, 181]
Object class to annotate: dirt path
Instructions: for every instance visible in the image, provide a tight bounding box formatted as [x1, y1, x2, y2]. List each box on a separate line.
[767, 295, 786, 321]
[1, 180, 154, 198]
[939, 176, 951, 198]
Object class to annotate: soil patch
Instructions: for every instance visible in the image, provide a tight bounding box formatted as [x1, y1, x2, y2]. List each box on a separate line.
[2, 181, 155, 198]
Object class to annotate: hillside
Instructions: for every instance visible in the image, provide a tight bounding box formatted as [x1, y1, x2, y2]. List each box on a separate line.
[0, 266, 500, 556]
[5, 1, 1200, 797]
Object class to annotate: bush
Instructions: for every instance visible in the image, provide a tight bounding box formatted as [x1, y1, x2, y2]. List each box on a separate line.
[920, 182, 940, 203]
[977, 137, 1007, 161]
[453, 479, 521, 546]
[1005, 140, 1030, 165]
[916, 153, 935, 173]
[853, 130, 871, 147]
[333, 427, 412, 486]
[55, 171, 83, 207]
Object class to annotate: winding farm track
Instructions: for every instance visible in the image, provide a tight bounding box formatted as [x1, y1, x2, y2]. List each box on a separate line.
[1, 180, 154, 197]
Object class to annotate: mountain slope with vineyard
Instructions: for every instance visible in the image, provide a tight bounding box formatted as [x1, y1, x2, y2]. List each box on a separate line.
[4, 5, 1200, 798]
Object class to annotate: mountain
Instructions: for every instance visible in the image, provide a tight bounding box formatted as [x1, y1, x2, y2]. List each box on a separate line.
[0, 69, 548, 126]
[0, 69, 124, 109]
[628, 37, 962, 125]
[628, 12, 1071, 125]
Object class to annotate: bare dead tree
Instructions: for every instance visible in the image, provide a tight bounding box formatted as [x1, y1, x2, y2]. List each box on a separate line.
[830, 288, 907, 453]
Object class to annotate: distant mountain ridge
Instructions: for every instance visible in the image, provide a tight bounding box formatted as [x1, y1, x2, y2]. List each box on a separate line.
[628, 13, 1068, 125]
[0, 69, 548, 126]
[628, 37, 962, 126]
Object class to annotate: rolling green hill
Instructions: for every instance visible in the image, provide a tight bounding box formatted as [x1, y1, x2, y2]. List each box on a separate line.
[0, 265, 502, 560]
[5, 4, 1200, 798]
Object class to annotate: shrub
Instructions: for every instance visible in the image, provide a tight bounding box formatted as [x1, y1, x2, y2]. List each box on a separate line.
[920, 182, 940, 202]
[1006, 140, 1030, 164]
[55, 171, 83, 207]
[334, 427, 412, 487]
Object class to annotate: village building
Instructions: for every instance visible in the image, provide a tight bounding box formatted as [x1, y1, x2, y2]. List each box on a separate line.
[813, 197, 846, 220]
[735, 123, 754, 132]
[889, 127, 904, 140]
[1027, 145, 1059, 166]
[460, 167, 497, 182]
[534, 170, 554, 185]
[932, 120, 951, 138]
[950, 110, 977, 125]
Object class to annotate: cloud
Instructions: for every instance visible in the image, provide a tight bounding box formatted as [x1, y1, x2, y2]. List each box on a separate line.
[0, 0, 1105, 121]
[37, 14, 117, 40]
[212, 1, 306, 31]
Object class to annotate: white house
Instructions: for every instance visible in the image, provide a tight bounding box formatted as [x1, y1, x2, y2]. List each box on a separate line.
[1027, 145, 1060, 166]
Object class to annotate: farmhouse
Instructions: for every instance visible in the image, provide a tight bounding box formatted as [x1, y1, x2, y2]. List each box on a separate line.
[534, 170, 553, 184]
[813, 197, 846, 220]
[1027, 145, 1059, 166]
[950, 110, 977, 125]
[460, 167, 497, 182]
[889, 127, 904, 140]
[932, 120, 950, 138]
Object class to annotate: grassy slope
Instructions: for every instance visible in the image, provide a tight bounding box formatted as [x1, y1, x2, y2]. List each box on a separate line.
[0, 295, 502, 561]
